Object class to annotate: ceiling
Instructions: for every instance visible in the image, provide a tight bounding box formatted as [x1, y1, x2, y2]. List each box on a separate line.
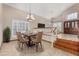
[5, 3, 75, 20]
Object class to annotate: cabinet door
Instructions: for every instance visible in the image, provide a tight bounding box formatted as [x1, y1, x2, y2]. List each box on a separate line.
[72, 22, 75, 28]
[64, 22, 67, 28]
[68, 22, 70, 28]
[75, 21, 78, 28]
[78, 21, 79, 28]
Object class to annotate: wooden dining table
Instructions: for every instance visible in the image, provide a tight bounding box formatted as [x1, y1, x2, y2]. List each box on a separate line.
[22, 33, 36, 47]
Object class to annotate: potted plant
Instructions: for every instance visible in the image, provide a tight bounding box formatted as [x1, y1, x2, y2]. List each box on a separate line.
[3, 27, 11, 42]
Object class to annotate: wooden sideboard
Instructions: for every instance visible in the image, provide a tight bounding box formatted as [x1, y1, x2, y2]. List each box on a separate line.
[64, 20, 79, 35]
[53, 38, 79, 55]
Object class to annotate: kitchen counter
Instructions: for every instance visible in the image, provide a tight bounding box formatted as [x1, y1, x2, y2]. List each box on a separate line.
[57, 34, 79, 42]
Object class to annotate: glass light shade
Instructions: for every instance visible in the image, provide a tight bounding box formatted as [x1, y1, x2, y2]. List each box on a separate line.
[26, 14, 35, 21]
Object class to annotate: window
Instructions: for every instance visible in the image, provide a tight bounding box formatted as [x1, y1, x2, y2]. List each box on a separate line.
[67, 12, 78, 20]
[12, 20, 29, 37]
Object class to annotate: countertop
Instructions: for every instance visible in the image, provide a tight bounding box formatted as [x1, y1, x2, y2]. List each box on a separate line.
[57, 34, 79, 42]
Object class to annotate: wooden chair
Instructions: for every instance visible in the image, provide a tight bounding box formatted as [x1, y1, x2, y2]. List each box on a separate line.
[31, 32, 43, 52]
[16, 32, 29, 49]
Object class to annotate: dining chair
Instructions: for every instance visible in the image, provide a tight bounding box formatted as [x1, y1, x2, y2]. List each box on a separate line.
[16, 32, 29, 49]
[31, 32, 43, 52]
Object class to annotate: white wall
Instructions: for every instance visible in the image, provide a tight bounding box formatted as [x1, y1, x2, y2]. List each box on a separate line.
[0, 4, 3, 47]
[2, 4, 51, 40]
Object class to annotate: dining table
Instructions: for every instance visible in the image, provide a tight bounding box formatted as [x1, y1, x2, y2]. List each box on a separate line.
[22, 32, 36, 47]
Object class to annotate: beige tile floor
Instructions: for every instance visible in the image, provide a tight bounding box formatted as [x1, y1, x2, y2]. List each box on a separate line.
[0, 41, 74, 56]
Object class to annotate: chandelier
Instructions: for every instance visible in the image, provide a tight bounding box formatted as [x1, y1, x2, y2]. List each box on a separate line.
[26, 4, 35, 21]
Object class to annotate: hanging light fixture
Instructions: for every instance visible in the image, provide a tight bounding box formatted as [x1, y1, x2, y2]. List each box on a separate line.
[26, 4, 35, 21]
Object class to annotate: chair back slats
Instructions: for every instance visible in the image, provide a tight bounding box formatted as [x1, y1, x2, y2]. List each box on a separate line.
[36, 32, 43, 42]
[16, 32, 23, 42]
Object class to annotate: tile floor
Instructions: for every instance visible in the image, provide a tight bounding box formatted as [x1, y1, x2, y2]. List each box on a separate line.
[0, 41, 74, 56]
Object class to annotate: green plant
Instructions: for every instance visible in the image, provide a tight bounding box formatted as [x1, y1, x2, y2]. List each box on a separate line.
[3, 27, 11, 42]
